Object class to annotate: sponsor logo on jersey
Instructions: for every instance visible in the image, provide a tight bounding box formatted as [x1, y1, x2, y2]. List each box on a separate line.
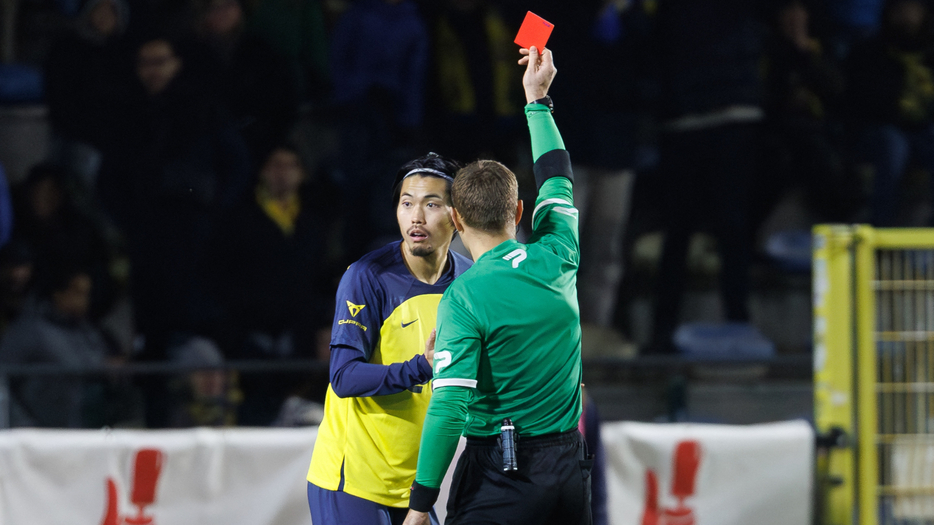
[503, 249, 527, 268]
[401, 319, 418, 328]
[346, 301, 366, 317]
[339, 319, 368, 331]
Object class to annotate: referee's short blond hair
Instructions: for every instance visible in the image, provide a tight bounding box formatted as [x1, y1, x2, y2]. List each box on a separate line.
[452, 160, 518, 234]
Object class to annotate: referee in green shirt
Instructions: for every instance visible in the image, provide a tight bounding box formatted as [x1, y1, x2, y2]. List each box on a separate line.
[404, 46, 592, 525]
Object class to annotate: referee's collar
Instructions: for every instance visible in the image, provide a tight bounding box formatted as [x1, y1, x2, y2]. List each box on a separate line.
[476, 239, 522, 264]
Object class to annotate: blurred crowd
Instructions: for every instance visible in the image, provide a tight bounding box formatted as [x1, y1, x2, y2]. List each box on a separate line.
[0, 0, 933, 428]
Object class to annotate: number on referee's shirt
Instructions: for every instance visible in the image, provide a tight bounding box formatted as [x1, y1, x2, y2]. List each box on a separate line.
[434, 351, 452, 375]
[503, 249, 527, 268]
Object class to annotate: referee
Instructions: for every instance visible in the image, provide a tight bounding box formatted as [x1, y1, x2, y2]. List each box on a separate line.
[403, 46, 592, 525]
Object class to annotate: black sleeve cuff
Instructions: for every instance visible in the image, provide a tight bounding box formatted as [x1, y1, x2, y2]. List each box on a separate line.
[409, 481, 441, 512]
[533, 149, 573, 189]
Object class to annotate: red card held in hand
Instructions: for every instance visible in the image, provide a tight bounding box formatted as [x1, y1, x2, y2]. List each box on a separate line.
[514, 11, 554, 51]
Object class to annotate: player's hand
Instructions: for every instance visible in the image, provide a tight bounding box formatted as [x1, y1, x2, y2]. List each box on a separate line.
[424, 328, 436, 369]
[518, 46, 556, 103]
[402, 509, 431, 525]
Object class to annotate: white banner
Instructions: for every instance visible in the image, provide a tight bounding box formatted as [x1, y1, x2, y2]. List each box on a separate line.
[0, 422, 814, 525]
[601, 420, 814, 525]
[0, 427, 318, 525]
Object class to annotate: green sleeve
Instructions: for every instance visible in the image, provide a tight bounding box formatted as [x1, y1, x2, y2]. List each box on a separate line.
[526, 103, 565, 162]
[414, 386, 471, 488]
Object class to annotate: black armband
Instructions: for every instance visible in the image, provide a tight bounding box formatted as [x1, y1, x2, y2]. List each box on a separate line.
[533, 149, 574, 189]
[409, 481, 441, 512]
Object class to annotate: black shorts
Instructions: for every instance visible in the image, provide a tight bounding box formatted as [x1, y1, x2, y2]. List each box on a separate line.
[445, 429, 593, 525]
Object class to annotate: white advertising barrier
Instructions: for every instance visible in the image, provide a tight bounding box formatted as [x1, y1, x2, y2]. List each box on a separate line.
[0, 422, 813, 525]
[601, 420, 814, 525]
[0, 427, 318, 525]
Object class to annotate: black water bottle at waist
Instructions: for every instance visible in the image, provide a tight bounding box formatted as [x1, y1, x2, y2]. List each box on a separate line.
[501, 418, 517, 472]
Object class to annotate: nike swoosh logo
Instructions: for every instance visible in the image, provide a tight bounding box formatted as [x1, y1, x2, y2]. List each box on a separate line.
[401, 319, 418, 328]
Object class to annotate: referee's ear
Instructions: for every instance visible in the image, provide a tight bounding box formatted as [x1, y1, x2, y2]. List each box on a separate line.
[451, 207, 466, 235]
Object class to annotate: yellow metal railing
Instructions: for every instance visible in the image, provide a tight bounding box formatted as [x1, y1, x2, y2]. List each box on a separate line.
[815, 226, 934, 525]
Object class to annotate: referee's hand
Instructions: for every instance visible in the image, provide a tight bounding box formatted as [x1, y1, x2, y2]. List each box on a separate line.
[518, 46, 556, 103]
[424, 328, 436, 369]
[403, 509, 431, 525]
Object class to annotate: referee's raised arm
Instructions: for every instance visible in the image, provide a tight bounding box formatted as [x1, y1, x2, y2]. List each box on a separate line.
[520, 47, 572, 188]
[522, 46, 578, 261]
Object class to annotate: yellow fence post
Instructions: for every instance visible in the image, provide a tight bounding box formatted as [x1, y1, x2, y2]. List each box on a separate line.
[853, 225, 879, 525]
[813, 225, 857, 525]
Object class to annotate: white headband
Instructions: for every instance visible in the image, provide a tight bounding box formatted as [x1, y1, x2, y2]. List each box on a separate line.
[403, 168, 453, 182]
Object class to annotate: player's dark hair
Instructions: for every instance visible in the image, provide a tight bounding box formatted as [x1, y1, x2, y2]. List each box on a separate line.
[391, 153, 461, 208]
[451, 160, 518, 234]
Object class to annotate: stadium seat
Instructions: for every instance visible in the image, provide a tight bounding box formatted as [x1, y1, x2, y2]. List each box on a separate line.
[673, 322, 776, 360]
[765, 229, 813, 273]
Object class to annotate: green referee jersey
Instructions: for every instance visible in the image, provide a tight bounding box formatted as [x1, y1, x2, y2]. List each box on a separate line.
[413, 102, 583, 490]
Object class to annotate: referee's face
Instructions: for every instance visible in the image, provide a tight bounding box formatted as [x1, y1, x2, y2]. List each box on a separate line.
[397, 175, 455, 258]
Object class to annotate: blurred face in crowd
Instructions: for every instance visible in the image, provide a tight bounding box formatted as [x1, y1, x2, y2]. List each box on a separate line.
[190, 369, 228, 399]
[260, 148, 305, 200]
[137, 39, 182, 95]
[1, 262, 32, 295]
[203, 0, 243, 36]
[52, 273, 92, 320]
[778, 2, 809, 42]
[90, 0, 119, 37]
[30, 177, 64, 221]
[888, 0, 928, 36]
[396, 175, 455, 258]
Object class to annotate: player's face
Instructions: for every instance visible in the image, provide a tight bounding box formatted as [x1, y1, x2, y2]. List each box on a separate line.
[397, 175, 454, 258]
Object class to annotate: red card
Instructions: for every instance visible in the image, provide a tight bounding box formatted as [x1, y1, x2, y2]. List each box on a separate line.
[514, 11, 554, 51]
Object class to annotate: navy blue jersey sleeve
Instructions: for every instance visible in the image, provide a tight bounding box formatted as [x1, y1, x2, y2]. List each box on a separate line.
[329, 345, 432, 397]
[329, 263, 382, 360]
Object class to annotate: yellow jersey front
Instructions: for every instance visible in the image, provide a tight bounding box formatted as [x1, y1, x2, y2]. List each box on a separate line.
[307, 241, 471, 507]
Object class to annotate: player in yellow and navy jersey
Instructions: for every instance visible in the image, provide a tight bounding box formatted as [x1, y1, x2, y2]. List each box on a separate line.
[306, 153, 471, 525]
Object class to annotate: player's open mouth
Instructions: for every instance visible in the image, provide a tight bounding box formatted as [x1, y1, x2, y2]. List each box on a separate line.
[409, 230, 428, 241]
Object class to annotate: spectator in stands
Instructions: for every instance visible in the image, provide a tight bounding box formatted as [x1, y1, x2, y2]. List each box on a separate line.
[423, 0, 523, 165]
[540, 0, 654, 342]
[243, 0, 330, 102]
[0, 265, 115, 428]
[0, 241, 35, 332]
[191, 0, 301, 161]
[204, 144, 334, 425]
[825, 0, 887, 59]
[96, 35, 251, 393]
[166, 335, 242, 427]
[45, 0, 132, 188]
[758, 0, 857, 226]
[846, 0, 934, 226]
[649, 0, 765, 354]
[11, 164, 116, 320]
[328, 0, 430, 259]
